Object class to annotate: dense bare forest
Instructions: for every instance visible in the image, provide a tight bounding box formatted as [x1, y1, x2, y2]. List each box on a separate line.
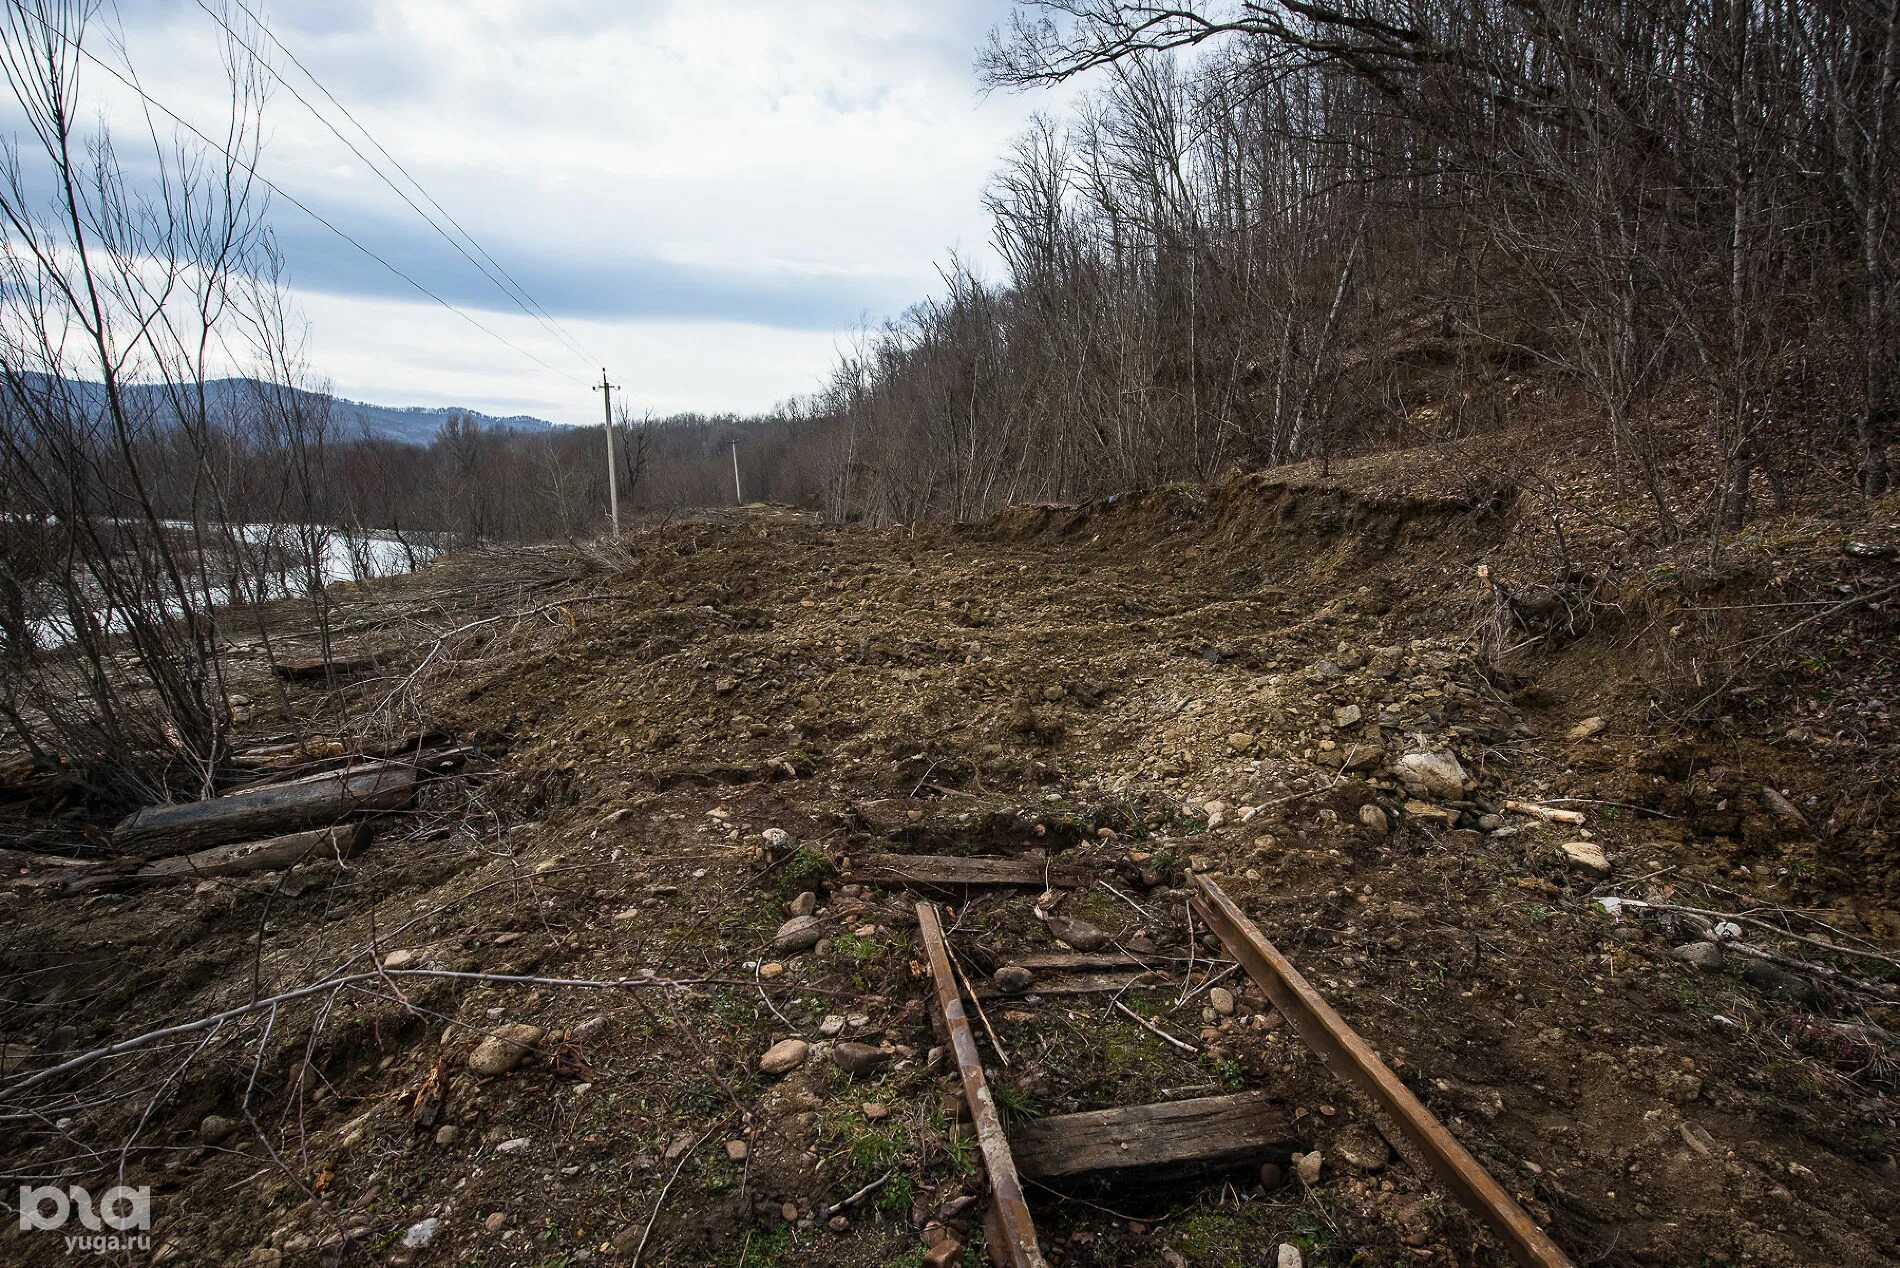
[810, 0, 1899, 529]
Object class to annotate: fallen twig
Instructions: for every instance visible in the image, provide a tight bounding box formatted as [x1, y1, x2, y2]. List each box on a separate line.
[1112, 999, 1198, 1054]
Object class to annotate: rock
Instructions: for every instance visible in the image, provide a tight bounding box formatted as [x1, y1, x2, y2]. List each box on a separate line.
[862, 1101, 890, 1120]
[993, 964, 1035, 994]
[1277, 1244, 1304, 1268]
[1567, 716, 1607, 740]
[1202, 800, 1230, 828]
[486, 1212, 510, 1233]
[1227, 731, 1255, 751]
[1334, 1123, 1391, 1171]
[789, 890, 819, 918]
[1393, 1197, 1433, 1247]
[467, 1023, 544, 1076]
[1391, 750, 1466, 799]
[1403, 800, 1460, 827]
[1044, 915, 1110, 952]
[1672, 941, 1725, 971]
[759, 1039, 809, 1074]
[494, 1137, 531, 1154]
[1294, 1150, 1323, 1184]
[828, 1214, 850, 1233]
[433, 1125, 461, 1147]
[1257, 1161, 1284, 1190]
[818, 1014, 846, 1036]
[400, 1218, 441, 1250]
[924, 1236, 964, 1268]
[382, 949, 419, 969]
[773, 915, 824, 954]
[1208, 987, 1236, 1016]
[1759, 787, 1808, 829]
[726, 1139, 749, 1160]
[761, 827, 793, 853]
[1679, 1120, 1718, 1157]
[833, 1042, 891, 1078]
[1740, 958, 1814, 1000]
[1559, 840, 1611, 878]
[1357, 803, 1390, 835]
[759, 961, 786, 979]
[1333, 704, 1363, 728]
[199, 1113, 237, 1145]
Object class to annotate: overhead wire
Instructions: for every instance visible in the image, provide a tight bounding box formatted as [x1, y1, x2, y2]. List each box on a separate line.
[199, 0, 600, 371]
[15, 2, 590, 389]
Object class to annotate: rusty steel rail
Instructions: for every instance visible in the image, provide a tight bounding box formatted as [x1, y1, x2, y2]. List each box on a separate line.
[1190, 875, 1574, 1268]
[916, 901, 1048, 1268]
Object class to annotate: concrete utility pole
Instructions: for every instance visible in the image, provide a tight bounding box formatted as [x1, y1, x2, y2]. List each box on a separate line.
[730, 436, 743, 505]
[593, 369, 620, 536]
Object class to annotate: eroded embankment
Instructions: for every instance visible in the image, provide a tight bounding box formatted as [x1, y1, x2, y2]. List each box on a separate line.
[2, 482, 1896, 1268]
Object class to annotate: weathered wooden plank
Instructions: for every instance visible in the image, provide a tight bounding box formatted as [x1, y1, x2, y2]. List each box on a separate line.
[915, 901, 1048, 1268]
[974, 970, 1169, 1000]
[850, 853, 1090, 889]
[1010, 951, 1167, 972]
[112, 764, 416, 858]
[1011, 1090, 1296, 1180]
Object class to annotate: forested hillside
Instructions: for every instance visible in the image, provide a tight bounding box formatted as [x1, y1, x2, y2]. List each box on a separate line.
[798, 0, 1897, 531]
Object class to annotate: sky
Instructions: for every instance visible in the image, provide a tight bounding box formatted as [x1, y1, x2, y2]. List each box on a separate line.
[16, 0, 1069, 423]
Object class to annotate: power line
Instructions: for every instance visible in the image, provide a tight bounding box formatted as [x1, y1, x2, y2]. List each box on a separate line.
[15, 3, 590, 389]
[200, 0, 600, 371]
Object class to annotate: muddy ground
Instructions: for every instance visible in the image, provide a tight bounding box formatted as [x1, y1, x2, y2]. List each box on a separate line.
[3, 459, 1897, 1267]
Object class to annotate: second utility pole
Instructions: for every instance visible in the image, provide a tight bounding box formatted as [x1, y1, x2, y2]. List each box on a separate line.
[594, 368, 620, 537]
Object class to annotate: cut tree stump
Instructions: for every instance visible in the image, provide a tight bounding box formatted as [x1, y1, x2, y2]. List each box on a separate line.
[113, 763, 416, 858]
[1011, 1090, 1296, 1180]
[848, 853, 1091, 889]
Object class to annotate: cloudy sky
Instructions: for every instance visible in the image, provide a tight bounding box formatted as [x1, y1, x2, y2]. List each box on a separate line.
[35, 1, 1066, 423]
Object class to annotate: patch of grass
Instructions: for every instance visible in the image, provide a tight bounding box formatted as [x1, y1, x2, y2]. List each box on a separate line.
[993, 1082, 1041, 1123]
[732, 1226, 792, 1267]
[877, 1172, 915, 1215]
[1204, 1052, 1247, 1092]
[775, 846, 833, 897]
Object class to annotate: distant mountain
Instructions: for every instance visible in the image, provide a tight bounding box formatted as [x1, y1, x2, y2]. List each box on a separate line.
[324, 390, 562, 445]
[4, 375, 564, 446]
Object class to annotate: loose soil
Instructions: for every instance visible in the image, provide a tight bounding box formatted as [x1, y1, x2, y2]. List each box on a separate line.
[3, 455, 1897, 1267]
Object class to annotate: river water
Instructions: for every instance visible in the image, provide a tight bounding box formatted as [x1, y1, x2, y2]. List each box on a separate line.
[23, 522, 440, 649]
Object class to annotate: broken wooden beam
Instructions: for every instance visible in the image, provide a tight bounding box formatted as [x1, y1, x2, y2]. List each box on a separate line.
[974, 969, 1169, 1001]
[1190, 875, 1573, 1268]
[1012, 1090, 1296, 1180]
[138, 823, 370, 882]
[916, 901, 1048, 1268]
[112, 763, 416, 859]
[272, 654, 375, 681]
[64, 825, 372, 893]
[850, 853, 1090, 889]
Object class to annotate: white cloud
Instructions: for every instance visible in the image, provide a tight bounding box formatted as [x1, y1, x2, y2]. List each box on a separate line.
[52, 0, 1068, 419]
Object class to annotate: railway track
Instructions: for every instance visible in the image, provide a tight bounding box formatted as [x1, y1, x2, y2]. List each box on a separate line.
[870, 855, 1574, 1267]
